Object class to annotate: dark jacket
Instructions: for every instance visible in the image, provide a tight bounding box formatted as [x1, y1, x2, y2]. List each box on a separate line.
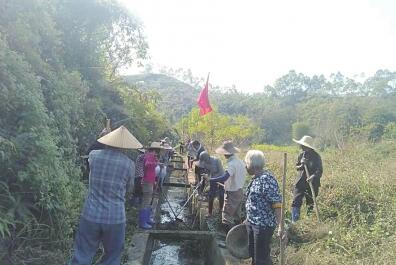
[295, 149, 323, 188]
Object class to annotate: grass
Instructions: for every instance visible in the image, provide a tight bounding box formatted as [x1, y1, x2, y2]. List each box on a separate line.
[253, 141, 396, 265]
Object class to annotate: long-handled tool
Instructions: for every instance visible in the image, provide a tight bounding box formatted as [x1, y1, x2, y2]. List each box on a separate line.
[174, 178, 204, 217]
[280, 153, 287, 265]
[304, 164, 320, 222]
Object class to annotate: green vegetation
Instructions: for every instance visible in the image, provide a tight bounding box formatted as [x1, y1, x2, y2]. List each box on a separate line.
[262, 142, 396, 265]
[1, 0, 396, 264]
[177, 107, 262, 150]
[0, 0, 171, 264]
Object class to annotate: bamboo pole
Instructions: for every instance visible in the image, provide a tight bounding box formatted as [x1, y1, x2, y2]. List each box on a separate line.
[280, 153, 287, 265]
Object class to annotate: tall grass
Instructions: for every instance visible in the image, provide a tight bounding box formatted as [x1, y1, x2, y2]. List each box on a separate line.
[256, 141, 396, 264]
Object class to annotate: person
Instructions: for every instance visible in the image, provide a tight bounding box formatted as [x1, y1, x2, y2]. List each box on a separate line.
[190, 140, 207, 192]
[186, 140, 194, 171]
[131, 148, 145, 206]
[291, 135, 323, 222]
[244, 150, 282, 265]
[69, 126, 142, 265]
[199, 151, 225, 216]
[179, 141, 185, 154]
[140, 142, 161, 229]
[156, 143, 172, 188]
[209, 141, 247, 232]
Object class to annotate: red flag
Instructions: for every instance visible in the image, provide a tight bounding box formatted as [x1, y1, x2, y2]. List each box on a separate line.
[197, 74, 213, 116]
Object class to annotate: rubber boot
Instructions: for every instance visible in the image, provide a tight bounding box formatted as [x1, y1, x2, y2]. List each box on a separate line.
[147, 208, 155, 225]
[292, 207, 300, 223]
[139, 208, 152, 229]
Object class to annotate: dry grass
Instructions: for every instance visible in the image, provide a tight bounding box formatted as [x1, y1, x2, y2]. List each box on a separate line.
[253, 141, 396, 265]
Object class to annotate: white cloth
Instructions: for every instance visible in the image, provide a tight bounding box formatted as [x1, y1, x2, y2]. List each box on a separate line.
[224, 155, 247, 191]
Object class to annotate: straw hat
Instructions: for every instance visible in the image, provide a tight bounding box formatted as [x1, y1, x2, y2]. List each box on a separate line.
[293, 135, 316, 150]
[97, 126, 143, 149]
[162, 143, 173, 150]
[148, 141, 163, 149]
[215, 141, 240, 155]
[226, 224, 249, 259]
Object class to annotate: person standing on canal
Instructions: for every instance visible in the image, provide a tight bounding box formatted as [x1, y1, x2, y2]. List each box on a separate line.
[209, 141, 247, 233]
[69, 126, 142, 265]
[198, 151, 225, 216]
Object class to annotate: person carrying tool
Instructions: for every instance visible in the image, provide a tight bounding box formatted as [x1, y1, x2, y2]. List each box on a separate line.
[190, 140, 207, 193]
[140, 142, 161, 229]
[199, 151, 225, 216]
[244, 150, 282, 265]
[69, 126, 142, 265]
[291, 135, 323, 222]
[209, 141, 247, 233]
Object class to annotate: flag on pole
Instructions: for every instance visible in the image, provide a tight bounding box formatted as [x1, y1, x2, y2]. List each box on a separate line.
[197, 73, 213, 116]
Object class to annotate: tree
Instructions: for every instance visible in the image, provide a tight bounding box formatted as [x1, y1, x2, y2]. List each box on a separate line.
[292, 122, 311, 140]
[177, 108, 262, 151]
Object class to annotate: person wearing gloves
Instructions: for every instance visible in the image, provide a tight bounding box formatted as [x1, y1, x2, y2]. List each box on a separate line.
[209, 141, 246, 233]
[291, 135, 323, 222]
[199, 151, 225, 216]
[244, 150, 282, 265]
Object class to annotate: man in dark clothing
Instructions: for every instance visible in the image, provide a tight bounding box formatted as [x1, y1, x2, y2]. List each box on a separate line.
[198, 151, 225, 216]
[191, 140, 207, 192]
[291, 135, 323, 222]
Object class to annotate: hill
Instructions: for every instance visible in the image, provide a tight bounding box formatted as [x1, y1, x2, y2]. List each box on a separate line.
[124, 74, 199, 123]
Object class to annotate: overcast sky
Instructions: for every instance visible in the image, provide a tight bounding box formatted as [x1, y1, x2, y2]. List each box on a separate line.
[120, 0, 396, 92]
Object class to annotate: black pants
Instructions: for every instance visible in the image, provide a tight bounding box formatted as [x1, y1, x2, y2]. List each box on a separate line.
[195, 165, 208, 193]
[208, 183, 224, 214]
[247, 224, 275, 265]
[291, 181, 319, 209]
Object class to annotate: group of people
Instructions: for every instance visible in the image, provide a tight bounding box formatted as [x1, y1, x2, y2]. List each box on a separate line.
[69, 123, 322, 265]
[187, 136, 322, 265]
[69, 126, 175, 265]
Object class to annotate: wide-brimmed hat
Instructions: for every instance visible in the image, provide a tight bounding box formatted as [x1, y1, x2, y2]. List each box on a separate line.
[97, 126, 143, 149]
[226, 224, 249, 259]
[148, 141, 163, 149]
[293, 135, 316, 150]
[215, 141, 240, 155]
[162, 143, 173, 150]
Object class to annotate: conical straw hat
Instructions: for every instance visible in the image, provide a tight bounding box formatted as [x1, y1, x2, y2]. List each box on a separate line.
[293, 135, 316, 150]
[98, 126, 143, 149]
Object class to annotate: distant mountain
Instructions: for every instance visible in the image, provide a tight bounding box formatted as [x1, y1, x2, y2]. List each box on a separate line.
[124, 74, 199, 122]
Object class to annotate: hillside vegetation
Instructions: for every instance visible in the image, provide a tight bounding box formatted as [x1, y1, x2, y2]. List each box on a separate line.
[1, 0, 396, 264]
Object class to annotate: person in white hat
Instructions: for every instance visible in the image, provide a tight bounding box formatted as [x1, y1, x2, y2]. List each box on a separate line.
[209, 141, 247, 233]
[291, 135, 323, 222]
[69, 126, 143, 265]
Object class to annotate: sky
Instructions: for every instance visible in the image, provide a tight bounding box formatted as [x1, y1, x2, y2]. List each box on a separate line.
[119, 0, 396, 92]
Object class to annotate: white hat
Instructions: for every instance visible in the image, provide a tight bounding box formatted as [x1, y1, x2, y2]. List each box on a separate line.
[215, 141, 240, 155]
[293, 135, 316, 150]
[162, 143, 173, 150]
[98, 126, 143, 149]
[149, 142, 163, 149]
